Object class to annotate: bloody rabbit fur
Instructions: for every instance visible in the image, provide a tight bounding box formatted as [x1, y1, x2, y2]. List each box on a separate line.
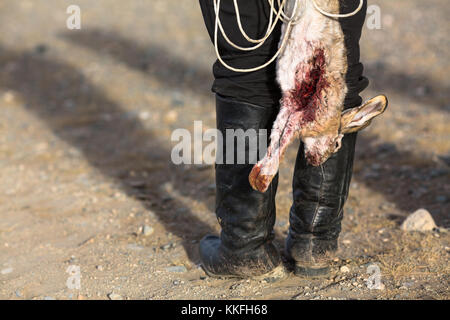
[249, 0, 387, 193]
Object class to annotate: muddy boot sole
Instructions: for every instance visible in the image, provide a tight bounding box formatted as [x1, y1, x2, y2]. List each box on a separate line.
[294, 262, 330, 278]
[201, 264, 289, 282]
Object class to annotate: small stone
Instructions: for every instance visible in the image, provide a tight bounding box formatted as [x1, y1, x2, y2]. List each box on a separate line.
[44, 296, 56, 300]
[3, 91, 15, 103]
[108, 293, 123, 300]
[142, 225, 154, 236]
[160, 243, 175, 251]
[445, 246, 450, 252]
[340, 266, 350, 273]
[166, 266, 187, 273]
[173, 280, 181, 285]
[379, 203, 393, 211]
[164, 110, 178, 124]
[96, 265, 104, 271]
[401, 209, 437, 232]
[1, 267, 13, 275]
[350, 182, 359, 189]
[138, 111, 150, 121]
[230, 283, 242, 290]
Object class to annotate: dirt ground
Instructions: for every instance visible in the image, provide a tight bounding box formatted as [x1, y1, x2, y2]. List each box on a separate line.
[0, 0, 448, 300]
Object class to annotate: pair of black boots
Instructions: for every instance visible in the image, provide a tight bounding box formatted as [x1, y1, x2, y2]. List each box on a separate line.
[199, 95, 357, 279]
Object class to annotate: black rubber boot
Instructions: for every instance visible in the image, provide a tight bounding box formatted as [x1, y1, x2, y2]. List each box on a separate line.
[286, 132, 357, 277]
[199, 95, 286, 280]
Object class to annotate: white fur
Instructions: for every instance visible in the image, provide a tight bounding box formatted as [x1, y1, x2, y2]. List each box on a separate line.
[277, 0, 347, 94]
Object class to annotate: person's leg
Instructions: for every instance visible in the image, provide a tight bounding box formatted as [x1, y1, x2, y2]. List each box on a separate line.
[198, 0, 285, 278]
[286, 0, 369, 277]
[200, 95, 282, 278]
[198, 0, 282, 108]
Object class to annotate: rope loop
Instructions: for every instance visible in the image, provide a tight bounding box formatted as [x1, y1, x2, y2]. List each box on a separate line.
[214, 0, 364, 73]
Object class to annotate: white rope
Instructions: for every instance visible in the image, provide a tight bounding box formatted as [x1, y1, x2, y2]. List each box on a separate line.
[214, 0, 287, 52]
[214, 0, 364, 73]
[213, 0, 296, 73]
[233, 0, 276, 44]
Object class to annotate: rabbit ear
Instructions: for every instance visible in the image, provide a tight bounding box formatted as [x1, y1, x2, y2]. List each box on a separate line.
[340, 95, 388, 134]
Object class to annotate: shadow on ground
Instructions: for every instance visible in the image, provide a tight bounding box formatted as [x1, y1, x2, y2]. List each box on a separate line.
[354, 135, 449, 227]
[365, 63, 450, 112]
[60, 28, 449, 226]
[62, 28, 450, 112]
[0, 44, 216, 263]
[61, 28, 212, 99]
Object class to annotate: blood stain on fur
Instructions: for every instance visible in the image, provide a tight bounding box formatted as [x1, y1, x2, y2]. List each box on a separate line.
[283, 48, 329, 124]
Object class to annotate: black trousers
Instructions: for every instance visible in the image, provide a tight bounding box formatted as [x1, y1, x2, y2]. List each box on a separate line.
[199, 0, 369, 110]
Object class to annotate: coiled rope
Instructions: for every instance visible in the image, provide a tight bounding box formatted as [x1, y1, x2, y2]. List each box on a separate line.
[213, 0, 364, 73]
